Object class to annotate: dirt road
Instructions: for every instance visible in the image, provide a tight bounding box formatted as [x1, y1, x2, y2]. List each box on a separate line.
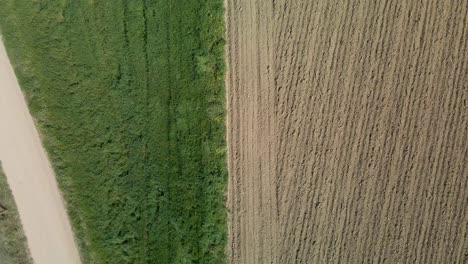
[0, 40, 81, 264]
[225, 1, 467, 263]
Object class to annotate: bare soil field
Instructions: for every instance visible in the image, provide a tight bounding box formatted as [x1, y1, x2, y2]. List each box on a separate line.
[0, 40, 81, 264]
[225, 1, 467, 263]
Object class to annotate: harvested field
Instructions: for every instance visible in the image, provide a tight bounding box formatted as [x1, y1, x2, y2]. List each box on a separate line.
[225, 0, 468, 263]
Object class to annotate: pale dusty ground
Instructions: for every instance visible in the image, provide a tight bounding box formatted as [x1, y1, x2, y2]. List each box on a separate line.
[0, 40, 81, 264]
[225, 1, 467, 263]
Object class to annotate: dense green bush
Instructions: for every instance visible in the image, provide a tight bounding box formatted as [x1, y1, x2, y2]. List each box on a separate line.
[0, 1, 227, 263]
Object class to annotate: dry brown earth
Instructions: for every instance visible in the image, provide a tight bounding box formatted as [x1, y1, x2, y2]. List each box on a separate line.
[225, 1, 468, 263]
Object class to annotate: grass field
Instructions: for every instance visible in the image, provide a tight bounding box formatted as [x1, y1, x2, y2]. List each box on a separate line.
[0, 165, 32, 264]
[0, 1, 227, 263]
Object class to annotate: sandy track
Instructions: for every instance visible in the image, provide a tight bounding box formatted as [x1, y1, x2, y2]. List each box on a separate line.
[226, 1, 468, 263]
[0, 40, 81, 264]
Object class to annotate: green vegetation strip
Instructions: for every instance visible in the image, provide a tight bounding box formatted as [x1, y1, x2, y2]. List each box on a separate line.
[0, 0, 227, 263]
[0, 165, 32, 264]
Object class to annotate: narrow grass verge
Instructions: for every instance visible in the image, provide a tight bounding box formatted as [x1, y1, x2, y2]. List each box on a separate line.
[0, 164, 32, 264]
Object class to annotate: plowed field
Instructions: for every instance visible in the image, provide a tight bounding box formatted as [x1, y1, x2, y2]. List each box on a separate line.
[225, 1, 467, 263]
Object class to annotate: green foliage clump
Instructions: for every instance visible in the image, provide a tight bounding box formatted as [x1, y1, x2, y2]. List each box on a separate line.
[0, 0, 227, 263]
[0, 165, 33, 264]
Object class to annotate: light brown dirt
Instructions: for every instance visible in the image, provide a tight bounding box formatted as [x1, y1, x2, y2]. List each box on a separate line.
[225, 1, 468, 263]
[0, 39, 81, 264]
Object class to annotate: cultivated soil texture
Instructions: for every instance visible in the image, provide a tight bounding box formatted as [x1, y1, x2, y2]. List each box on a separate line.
[225, 1, 467, 263]
[0, 40, 81, 264]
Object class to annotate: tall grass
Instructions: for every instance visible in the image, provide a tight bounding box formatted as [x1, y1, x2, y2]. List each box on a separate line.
[0, 1, 227, 263]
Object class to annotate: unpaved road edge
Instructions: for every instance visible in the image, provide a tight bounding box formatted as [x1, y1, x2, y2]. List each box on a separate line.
[0, 39, 81, 264]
